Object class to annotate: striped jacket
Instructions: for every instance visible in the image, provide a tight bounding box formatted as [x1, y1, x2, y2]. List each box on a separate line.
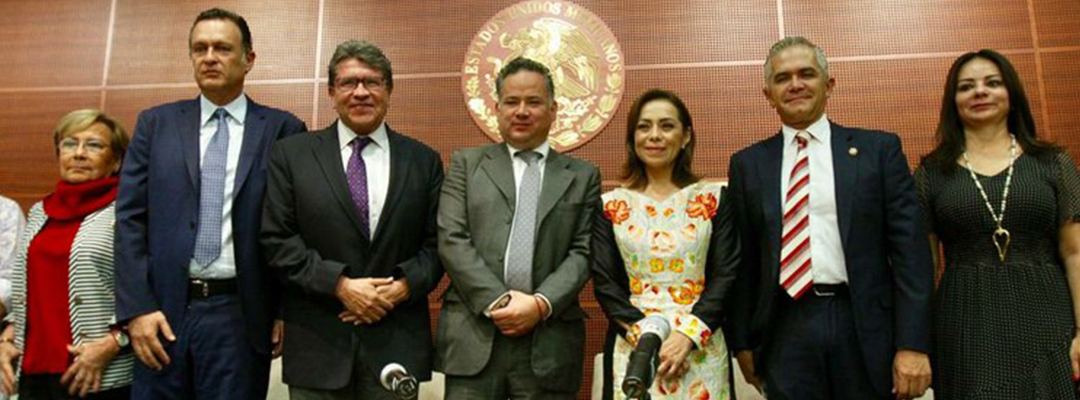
[5, 201, 133, 389]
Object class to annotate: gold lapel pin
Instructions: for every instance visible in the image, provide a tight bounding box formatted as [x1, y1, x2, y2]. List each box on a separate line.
[848, 147, 858, 157]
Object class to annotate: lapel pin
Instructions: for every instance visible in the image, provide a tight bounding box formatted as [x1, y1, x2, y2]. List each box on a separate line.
[848, 147, 858, 157]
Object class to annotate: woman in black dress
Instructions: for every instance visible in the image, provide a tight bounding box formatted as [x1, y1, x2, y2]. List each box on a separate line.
[915, 49, 1080, 399]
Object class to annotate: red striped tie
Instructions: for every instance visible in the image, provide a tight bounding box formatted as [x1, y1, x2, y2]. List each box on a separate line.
[780, 131, 813, 299]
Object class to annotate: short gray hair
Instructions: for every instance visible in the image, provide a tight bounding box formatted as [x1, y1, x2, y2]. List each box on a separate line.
[327, 40, 393, 91]
[764, 36, 829, 82]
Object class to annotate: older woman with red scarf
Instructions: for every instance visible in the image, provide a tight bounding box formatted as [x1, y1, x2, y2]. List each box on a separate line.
[0, 109, 133, 399]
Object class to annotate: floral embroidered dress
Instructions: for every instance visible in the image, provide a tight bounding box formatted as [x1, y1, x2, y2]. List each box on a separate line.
[596, 182, 735, 400]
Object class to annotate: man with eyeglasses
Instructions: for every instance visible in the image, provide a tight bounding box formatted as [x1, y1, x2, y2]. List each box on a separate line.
[261, 39, 444, 399]
[115, 8, 307, 400]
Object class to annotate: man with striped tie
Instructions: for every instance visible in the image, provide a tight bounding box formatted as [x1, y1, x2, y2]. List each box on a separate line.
[726, 36, 933, 400]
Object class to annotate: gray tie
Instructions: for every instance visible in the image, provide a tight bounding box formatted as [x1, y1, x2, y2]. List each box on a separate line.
[193, 108, 229, 267]
[505, 151, 542, 292]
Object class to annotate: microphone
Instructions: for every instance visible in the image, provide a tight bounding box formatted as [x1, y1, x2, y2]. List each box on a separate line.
[622, 314, 671, 399]
[380, 363, 419, 400]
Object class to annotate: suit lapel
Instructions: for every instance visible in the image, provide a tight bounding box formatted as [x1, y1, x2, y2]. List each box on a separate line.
[830, 122, 857, 249]
[371, 128, 411, 243]
[312, 124, 371, 245]
[233, 98, 268, 195]
[479, 145, 516, 208]
[762, 132, 784, 281]
[536, 151, 573, 227]
[180, 99, 201, 190]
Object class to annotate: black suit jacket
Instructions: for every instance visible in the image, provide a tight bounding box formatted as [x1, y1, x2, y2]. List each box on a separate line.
[727, 122, 933, 395]
[116, 97, 306, 354]
[260, 123, 443, 389]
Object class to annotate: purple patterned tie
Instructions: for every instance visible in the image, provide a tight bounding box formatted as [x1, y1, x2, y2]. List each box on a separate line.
[346, 136, 373, 239]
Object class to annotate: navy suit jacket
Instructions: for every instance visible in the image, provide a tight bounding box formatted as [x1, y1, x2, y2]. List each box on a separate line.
[726, 122, 932, 395]
[260, 124, 444, 389]
[115, 96, 307, 354]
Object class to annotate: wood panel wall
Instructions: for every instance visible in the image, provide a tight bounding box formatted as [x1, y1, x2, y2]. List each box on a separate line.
[2, 1, 1079, 398]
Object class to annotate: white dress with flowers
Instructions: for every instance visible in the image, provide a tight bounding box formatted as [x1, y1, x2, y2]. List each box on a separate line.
[602, 182, 730, 400]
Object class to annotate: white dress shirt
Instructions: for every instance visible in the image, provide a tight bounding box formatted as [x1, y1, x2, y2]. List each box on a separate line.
[0, 195, 25, 310]
[337, 120, 391, 237]
[188, 94, 247, 279]
[779, 114, 848, 284]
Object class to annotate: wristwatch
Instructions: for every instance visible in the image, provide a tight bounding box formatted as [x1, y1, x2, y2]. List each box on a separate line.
[111, 329, 130, 348]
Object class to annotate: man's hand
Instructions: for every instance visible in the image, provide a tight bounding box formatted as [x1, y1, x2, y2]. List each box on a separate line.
[128, 311, 175, 370]
[892, 349, 931, 399]
[656, 331, 694, 381]
[375, 278, 410, 305]
[271, 319, 284, 359]
[735, 350, 762, 394]
[61, 336, 121, 397]
[335, 277, 394, 325]
[490, 290, 543, 337]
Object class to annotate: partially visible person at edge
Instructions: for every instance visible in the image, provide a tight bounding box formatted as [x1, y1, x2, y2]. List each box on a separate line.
[727, 36, 934, 400]
[113, 8, 306, 400]
[591, 89, 740, 400]
[0, 109, 133, 399]
[0, 194, 26, 320]
[915, 49, 1080, 399]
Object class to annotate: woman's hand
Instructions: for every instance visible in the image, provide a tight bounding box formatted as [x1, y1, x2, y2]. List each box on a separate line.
[0, 339, 20, 395]
[61, 335, 121, 397]
[655, 331, 694, 382]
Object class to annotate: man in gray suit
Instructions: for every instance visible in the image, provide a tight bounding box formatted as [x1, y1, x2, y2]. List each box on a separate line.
[437, 57, 601, 399]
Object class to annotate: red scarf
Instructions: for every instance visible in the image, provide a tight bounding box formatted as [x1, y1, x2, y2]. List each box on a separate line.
[22, 176, 118, 374]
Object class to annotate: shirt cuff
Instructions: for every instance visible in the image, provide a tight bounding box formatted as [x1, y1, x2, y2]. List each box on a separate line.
[673, 313, 713, 349]
[484, 291, 512, 318]
[534, 293, 553, 320]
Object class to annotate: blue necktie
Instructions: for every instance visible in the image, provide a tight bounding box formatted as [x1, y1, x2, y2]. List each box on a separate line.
[193, 108, 230, 267]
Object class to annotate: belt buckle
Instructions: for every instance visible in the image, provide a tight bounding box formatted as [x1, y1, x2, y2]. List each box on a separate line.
[193, 279, 209, 297]
[813, 285, 836, 297]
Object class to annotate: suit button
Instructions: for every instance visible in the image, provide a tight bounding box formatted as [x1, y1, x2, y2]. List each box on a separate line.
[73, 296, 83, 306]
[190, 221, 196, 230]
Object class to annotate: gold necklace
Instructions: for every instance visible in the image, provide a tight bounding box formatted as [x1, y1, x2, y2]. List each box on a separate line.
[962, 135, 1017, 262]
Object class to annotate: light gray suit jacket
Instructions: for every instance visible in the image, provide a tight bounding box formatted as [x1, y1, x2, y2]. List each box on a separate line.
[436, 143, 600, 393]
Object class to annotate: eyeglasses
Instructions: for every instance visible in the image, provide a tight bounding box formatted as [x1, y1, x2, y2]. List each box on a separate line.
[59, 138, 109, 155]
[335, 76, 387, 92]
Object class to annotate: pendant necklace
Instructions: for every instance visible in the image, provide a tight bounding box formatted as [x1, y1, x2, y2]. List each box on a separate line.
[962, 134, 1016, 262]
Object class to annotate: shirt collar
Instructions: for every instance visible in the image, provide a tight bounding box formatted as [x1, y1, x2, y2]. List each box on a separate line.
[200, 94, 248, 127]
[337, 120, 389, 151]
[782, 113, 831, 147]
[506, 140, 551, 160]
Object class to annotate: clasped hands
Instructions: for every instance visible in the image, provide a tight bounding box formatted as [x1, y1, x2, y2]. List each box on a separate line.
[490, 290, 548, 337]
[0, 325, 121, 398]
[336, 276, 410, 325]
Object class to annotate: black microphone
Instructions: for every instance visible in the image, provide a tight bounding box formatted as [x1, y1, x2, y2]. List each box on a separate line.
[622, 315, 671, 399]
[380, 363, 419, 400]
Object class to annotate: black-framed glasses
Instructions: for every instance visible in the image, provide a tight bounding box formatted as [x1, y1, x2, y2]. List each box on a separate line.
[335, 76, 387, 92]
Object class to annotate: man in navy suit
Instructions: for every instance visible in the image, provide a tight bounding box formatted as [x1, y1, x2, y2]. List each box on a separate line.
[114, 8, 306, 400]
[261, 39, 444, 400]
[727, 36, 933, 400]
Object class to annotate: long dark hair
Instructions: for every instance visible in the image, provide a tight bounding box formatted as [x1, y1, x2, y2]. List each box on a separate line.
[923, 49, 1058, 173]
[621, 89, 699, 189]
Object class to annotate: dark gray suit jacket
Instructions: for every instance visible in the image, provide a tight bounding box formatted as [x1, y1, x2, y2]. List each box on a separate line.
[261, 124, 444, 389]
[436, 143, 601, 393]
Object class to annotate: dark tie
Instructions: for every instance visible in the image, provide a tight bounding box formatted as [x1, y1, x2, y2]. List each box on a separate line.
[347, 136, 373, 239]
[505, 150, 542, 292]
[193, 108, 229, 267]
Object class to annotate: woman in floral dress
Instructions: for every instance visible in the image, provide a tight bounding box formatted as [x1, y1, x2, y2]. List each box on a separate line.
[592, 89, 740, 400]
